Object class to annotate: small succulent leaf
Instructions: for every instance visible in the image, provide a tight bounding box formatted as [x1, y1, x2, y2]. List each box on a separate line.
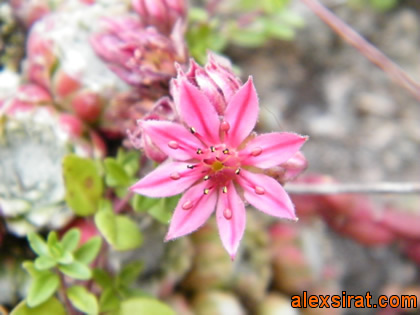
[34, 256, 56, 270]
[74, 236, 102, 264]
[148, 198, 173, 224]
[58, 261, 91, 280]
[22, 261, 39, 277]
[99, 288, 120, 313]
[116, 149, 140, 178]
[47, 232, 64, 259]
[27, 272, 60, 307]
[27, 233, 49, 257]
[118, 298, 175, 315]
[118, 261, 144, 286]
[57, 251, 74, 265]
[131, 195, 160, 213]
[11, 297, 66, 315]
[63, 154, 103, 216]
[104, 158, 132, 188]
[61, 228, 81, 253]
[95, 210, 143, 251]
[92, 268, 113, 288]
[67, 285, 99, 315]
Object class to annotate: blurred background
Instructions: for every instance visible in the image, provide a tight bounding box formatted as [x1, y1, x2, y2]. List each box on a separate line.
[1, 0, 420, 314]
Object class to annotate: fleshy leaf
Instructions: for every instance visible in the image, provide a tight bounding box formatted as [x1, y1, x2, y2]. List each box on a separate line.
[67, 285, 99, 315]
[118, 261, 144, 286]
[74, 236, 102, 264]
[27, 233, 49, 257]
[61, 228, 81, 253]
[118, 298, 175, 315]
[99, 288, 120, 313]
[27, 272, 60, 307]
[104, 158, 132, 188]
[58, 261, 91, 280]
[11, 297, 66, 315]
[95, 209, 143, 251]
[34, 256, 56, 270]
[63, 155, 103, 216]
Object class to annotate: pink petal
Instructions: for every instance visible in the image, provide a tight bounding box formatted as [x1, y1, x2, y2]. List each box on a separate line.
[178, 79, 220, 145]
[236, 170, 296, 220]
[165, 181, 217, 240]
[240, 133, 308, 168]
[130, 161, 202, 197]
[224, 77, 259, 147]
[142, 120, 202, 161]
[216, 182, 246, 259]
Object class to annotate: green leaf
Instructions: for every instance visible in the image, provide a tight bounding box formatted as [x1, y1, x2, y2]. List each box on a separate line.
[63, 154, 103, 216]
[67, 285, 99, 315]
[118, 298, 175, 315]
[27, 233, 48, 256]
[116, 149, 140, 178]
[22, 261, 38, 277]
[132, 195, 160, 213]
[74, 236, 102, 264]
[99, 288, 120, 313]
[11, 297, 66, 315]
[104, 158, 132, 188]
[27, 272, 60, 307]
[95, 210, 143, 251]
[92, 268, 113, 288]
[34, 256, 56, 270]
[61, 228, 81, 253]
[118, 261, 143, 286]
[57, 251, 74, 265]
[148, 198, 175, 224]
[59, 261, 91, 280]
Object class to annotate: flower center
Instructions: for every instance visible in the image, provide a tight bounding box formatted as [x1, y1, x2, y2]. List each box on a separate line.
[211, 160, 224, 172]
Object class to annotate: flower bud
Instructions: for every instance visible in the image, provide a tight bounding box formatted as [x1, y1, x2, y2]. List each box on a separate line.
[132, 0, 187, 34]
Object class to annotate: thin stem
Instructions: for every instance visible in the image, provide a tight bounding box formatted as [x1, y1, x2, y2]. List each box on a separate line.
[114, 191, 134, 213]
[285, 182, 420, 195]
[57, 271, 78, 315]
[301, 0, 420, 101]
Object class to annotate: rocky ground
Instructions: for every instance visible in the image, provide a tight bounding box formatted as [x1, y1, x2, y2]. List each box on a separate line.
[230, 1, 420, 313]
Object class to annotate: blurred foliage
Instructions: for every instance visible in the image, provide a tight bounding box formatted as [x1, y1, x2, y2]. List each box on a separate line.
[187, 0, 303, 63]
[349, 0, 400, 12]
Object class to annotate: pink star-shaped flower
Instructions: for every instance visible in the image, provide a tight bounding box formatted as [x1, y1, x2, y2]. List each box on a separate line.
[131, 76, 307, 258]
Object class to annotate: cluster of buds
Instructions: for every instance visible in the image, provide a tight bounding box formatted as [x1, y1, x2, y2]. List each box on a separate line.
[292, 174, 420, 264]
[132, 0, 186, 35]
[90, 14, 188, 94]
[0, 84, 105, 236]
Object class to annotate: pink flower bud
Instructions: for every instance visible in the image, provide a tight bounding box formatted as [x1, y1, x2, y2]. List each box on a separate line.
[132, 0, 187, 34]
[71, 91, 103, 123]
[171, 53, 242, 115]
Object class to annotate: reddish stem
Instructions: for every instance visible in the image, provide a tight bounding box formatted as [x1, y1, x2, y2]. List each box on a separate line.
[301, 0, 420, 101]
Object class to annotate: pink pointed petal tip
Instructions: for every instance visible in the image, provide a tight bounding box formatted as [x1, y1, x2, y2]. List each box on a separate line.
[130, 161, 201, 197]
[237, 170, 297, 220]
[216, 182, 246, 258]
[240, 133, 308, 169]
[141, 120, 202, 161]
[165, 182, 217, 241]
[178, 79, 220, 145]
[224, 77, 259, 147]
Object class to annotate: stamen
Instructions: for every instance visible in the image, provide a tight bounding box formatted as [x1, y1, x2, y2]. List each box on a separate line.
[222, 186, 228, 194]
[196, 148, 203, 154]
[254, 186, 265, 195]
[235, 168, 241, 175]
[182, 200, 193, 210]
[204, 188, 210, 195]
[204, 175, 210, 181]
[210, 146, 215, 152]
[220, 121, 230, 132]
[187, 165, 196, 169]
[168, 140, 179, 149]
[251, 147, 263, 157]
[223, 208, 232, 220]
[222, 148, 229, 154]
[190, 127, 196, 134]
[170, 172, 181, 180]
